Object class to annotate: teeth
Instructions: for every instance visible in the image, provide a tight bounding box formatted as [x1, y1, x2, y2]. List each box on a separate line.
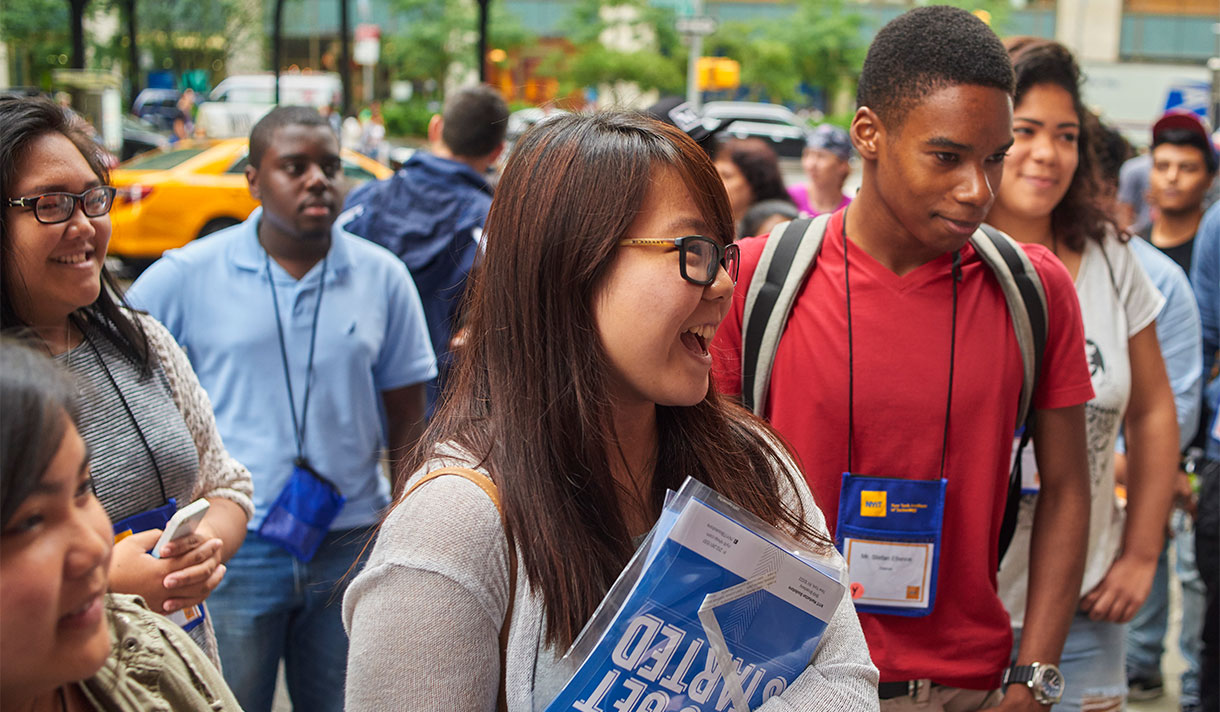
[51, 253, 89, 265]
[684, 325, 715, 342]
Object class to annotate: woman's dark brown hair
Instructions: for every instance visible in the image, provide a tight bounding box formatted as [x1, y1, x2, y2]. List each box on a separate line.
[1004, 37, 1124, 251]
[413, 111, 824, 649]
[0, 94, 151, 372]
[714, 137, 794, 207]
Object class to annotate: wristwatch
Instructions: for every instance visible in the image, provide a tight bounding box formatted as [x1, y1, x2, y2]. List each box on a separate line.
[1002, 662, 1064, 705]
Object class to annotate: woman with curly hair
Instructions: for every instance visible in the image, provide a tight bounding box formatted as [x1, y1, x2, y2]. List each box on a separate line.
[987, 38, 1179, 711]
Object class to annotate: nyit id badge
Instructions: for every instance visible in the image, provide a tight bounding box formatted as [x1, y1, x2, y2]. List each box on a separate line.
[835, 473, 947, 617]
[111, 498, 207, 633]
[258, 458, 345, 562]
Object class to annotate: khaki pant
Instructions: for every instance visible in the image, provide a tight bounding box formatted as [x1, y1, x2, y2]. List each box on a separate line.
[880, 684, 1003, 712]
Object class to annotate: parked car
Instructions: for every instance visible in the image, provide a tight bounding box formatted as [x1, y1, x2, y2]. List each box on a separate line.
[700, 101, 808, 158]
[132, 88, 181, 132]
[107, 137, 391, 264]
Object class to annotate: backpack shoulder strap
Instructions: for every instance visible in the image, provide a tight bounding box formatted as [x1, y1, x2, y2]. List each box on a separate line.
[741, 214, 833, 414]
[970, 225, 1049, 426]
[970, 225, 1050, 566]
[405, 467, 514, 712]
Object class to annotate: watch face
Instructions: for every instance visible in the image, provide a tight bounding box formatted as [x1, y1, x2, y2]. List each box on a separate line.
[1034, 666, 1065, 702]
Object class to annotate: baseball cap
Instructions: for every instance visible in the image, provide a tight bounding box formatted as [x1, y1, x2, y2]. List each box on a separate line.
[1152, 111, 1218, 172]
[805, 124, 853, 162]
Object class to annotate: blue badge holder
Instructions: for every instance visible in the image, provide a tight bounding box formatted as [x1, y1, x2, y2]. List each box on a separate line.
[258, 460, 346, 562]
[112, 498, 177, 542]
[835, 473, 947, 618]
[111, 498, 208, 632]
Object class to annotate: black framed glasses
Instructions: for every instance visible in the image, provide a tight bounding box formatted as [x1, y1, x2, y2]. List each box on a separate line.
[5, 186, 117, 225]
[618, 235, 740, 286]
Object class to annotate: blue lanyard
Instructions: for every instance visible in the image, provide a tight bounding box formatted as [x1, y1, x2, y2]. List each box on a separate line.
[842, 212, 960, 478]
[264, 251, 328, 463]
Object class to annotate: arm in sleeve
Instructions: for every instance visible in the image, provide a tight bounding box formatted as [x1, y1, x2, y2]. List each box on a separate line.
[343, 474, 510, 712]
[135, 313, 254, 518]
[1151, 268, 1203, 451]
[373, 258, 438, 391]
[1194, 204, 1220, 376]
[1120, 242, 1203, 453]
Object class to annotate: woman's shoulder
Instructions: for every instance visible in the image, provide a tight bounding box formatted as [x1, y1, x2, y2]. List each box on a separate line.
[86, 594, 239, 710]
[374, 456, 508, 574]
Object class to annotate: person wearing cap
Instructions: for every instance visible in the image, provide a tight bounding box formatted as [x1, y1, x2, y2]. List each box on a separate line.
[788, 123, 854, 217]
[1139, 111, 1219, 276]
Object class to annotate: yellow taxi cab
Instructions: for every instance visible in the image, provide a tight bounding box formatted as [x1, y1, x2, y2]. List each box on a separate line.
[108, 138, 393, 261]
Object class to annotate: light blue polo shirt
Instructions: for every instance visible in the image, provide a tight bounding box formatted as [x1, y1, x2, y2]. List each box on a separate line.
[127, 207, 437, 530]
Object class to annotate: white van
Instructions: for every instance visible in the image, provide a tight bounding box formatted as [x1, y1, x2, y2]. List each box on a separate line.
[196, 73, 343, 138]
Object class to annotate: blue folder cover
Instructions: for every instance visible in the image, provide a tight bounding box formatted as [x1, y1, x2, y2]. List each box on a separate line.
[545, 479, 845, 712]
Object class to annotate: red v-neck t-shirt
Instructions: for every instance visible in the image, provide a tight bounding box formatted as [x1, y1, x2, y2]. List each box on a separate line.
[712, 209, 1094, 688]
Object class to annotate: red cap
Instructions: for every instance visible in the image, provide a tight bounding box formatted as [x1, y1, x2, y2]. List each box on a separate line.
[1153, 110, 1211, 142]
[1152, 110, 1218, 171]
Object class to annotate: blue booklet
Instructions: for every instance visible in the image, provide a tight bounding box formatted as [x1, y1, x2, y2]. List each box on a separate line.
[545, 478, 846, 712]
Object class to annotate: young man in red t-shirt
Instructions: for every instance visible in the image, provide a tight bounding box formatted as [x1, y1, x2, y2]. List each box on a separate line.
[711, 7, 1094, 711]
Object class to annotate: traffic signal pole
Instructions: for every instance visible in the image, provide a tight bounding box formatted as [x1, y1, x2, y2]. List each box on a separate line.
[685, 0, 703, 111]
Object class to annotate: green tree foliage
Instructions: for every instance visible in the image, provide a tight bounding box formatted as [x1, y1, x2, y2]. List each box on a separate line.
[384, 0, 534, 95]
[2, 0, 74, 87]
[548, 0, 684, 102]
[705, 0, 864, 109]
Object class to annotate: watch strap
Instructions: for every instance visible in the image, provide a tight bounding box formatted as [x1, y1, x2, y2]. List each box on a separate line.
[1003, 664, 1036, 686]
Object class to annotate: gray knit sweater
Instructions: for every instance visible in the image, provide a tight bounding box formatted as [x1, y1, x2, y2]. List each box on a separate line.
[343, 453, 879, 712]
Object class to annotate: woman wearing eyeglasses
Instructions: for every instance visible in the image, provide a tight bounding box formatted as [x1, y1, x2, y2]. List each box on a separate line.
[343, 112, 877, 711]
[0, 338, 242, 711]
[0, 95, 252, 665]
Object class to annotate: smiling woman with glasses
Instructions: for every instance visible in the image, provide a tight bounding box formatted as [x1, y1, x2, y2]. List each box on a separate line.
[342, 111, 878, 711]
[0, 95, 252, 667]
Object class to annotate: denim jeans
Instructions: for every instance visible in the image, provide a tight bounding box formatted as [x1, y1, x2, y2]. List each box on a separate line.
[1126, 509, 1205, 705]
[208, 527, 375, 712]
[1012, 613, 1126, 712]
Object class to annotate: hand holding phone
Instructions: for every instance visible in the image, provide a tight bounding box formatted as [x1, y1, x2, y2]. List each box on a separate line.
[151, 499, 211, 559]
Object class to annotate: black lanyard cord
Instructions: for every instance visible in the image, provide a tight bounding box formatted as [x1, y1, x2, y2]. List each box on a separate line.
[265, 250, 328, 462]
[842, 220, 959, 479]
[82, 334, 170, 505]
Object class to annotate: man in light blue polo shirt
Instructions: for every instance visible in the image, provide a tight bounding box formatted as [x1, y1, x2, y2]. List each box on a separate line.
[127, 106, 435, 712]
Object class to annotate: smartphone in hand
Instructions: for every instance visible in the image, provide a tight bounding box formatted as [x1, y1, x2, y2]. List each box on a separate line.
[151, 499, 211, 559]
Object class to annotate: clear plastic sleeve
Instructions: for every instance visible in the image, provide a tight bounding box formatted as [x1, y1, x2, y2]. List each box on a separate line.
[543, 477, 847, 712]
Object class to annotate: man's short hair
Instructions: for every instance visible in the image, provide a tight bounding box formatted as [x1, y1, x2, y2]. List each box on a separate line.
[857, 6, 1014, 127]
[249, 106, 332, 168]
[441, 85, 509, 158]
[1152, 111, 1218, 174]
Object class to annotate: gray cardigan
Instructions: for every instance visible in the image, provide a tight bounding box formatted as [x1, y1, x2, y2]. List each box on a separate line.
[343, 453, 879, 712]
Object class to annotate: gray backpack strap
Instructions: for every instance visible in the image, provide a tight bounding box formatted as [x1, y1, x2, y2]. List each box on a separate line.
[970, 225, 1048, 427]
[971, 224, 1049, 566]
[741, 214, 833, 414]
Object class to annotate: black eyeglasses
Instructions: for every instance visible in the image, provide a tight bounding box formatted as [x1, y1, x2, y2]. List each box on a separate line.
[5, 186, 117, 225]
[618, 235, 740, 286]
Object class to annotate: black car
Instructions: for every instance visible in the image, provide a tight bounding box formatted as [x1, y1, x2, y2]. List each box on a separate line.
[701, 101, 808, 158]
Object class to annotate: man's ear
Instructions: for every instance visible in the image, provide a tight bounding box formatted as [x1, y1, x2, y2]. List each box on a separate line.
[851, 107, 884, 162]
[246, 163, 261, 202]
[427, 114, 444, 145]
[487, 141, 504, 165]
